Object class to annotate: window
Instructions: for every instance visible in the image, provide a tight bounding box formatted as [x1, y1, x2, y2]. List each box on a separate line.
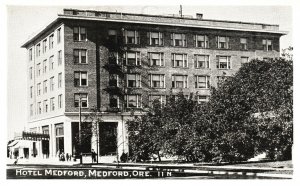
[37, 83, 41, 96]
[58, 50, 62, 66]
[30, 86, 33, 98]
[36, 63, 41, 76]
[148, 52, 164, 66]
[195, 76, 210, 89]
[58, 73, 62, 88]
[125, 95, 142, 108]
[149, 95, 166, 107]
[74, 49, 87, 64]
[49, 56, 54, 70]
[109, 74, 119, 87]
[172, 75, 188, 88]
[216, 36, 229, 49]
[216, 56, 231, 69]
[241, 57, 249, 63]
[240, 38, 248, 50]
[43, 100, 48, 113]
[42, 39, 47, 53]
[262, 39, 272, 51]
[58, 94, 62, 109]
[50, 97, 55, 111]
[49, 34, 54, 49]
[29, 67, 33, 80]
[74, 93, 88, 108]
[147, 32, 164, 46]
[194, 35, 209, 48]
[50, 77, 54, 91]
[73, 27, 87, 41]
[55, 124, 64, 153]
[74, 71, 88, 86]
[36, 44, 41, 57]
[42, 126, 49, 134]
[29, 48, 33, 61]
[43, 80, 47, 94]
[109, 95, 119, 108]
[43, 59, 47, 73]
[127, 74, 141, 88]
[149, 74, 165, 88]
[197, 95, 209, 103]
[171, 53, 188, 68]
[37, 102, 42, 114]
[125, 52, 141, 66]
[57, 28, 61, 44]
[30, 104, 33, 116]
[194, 55, 210, 69]
[124, 30, 140, 44]
[108, 29, 117, 43]
[171, 33, 186, 47]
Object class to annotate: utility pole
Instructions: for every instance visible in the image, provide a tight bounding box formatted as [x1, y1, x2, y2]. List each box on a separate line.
[79, 95, 82, 164]
[179, 5, 183, 17]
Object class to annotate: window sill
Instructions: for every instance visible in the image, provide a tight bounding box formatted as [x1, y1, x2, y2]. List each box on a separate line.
[195, 68, 211, 70]
[195, 88, 210, 90]
[195, 47, 210, 49]
[172, 67, 189, 69]
[73, 40, 88, 42]
[150, 87, 166, 89]
[74, 63, 89, 65]
[74, 85, 89, 88]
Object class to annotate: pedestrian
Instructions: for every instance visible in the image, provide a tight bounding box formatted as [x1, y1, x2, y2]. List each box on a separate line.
[66, 153, 69, 162]
[61, 152, 65, 161]
[91, 149, 97, 163]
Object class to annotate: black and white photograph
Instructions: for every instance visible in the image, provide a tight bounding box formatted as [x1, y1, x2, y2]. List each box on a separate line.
[2, 0, 298, 182]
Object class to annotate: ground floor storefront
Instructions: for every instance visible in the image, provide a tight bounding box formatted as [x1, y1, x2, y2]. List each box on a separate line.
[12, 114, 131, 163]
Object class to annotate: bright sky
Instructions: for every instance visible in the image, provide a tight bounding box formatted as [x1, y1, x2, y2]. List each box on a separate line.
[6, 5, 292, 140]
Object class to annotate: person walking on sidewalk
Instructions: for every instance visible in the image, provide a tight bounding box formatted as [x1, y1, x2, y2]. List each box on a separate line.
[91, 149, 97, 163]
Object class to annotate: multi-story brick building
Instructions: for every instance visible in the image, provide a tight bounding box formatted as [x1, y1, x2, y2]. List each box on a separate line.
[21, 8, 286, 162]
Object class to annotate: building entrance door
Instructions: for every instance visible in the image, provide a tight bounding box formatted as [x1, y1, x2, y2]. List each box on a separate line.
[99, 122, 117, 156]
[24, 148, 29, 159]
[42, 140, 49, 158]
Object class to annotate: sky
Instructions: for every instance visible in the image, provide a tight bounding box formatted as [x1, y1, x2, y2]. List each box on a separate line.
[6, 5, 292, 140]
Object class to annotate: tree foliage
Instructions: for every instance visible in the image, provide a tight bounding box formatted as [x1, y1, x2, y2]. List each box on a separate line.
[126, 56, 293, 163]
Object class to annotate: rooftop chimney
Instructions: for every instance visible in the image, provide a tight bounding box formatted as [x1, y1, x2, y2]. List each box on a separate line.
[196, 13, 203, 20]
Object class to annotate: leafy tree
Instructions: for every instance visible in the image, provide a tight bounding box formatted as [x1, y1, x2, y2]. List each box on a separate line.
[209, 57, 292, 161]
[126, 55, 292, 163]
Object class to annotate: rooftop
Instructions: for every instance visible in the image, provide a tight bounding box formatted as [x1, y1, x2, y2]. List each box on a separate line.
[21, 8, 287, 48]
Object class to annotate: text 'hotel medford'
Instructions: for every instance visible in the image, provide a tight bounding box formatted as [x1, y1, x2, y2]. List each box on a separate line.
[21, 8, 286, 162]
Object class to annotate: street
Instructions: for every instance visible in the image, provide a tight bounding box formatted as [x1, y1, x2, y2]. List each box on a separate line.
[6, 163, 290, 179]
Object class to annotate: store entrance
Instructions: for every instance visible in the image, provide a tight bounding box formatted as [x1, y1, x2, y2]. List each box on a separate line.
[99, 122, 118, 156]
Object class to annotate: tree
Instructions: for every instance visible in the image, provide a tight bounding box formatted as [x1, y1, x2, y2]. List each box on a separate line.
[126, 56, 293, 163]
[208, 57, 292, 161]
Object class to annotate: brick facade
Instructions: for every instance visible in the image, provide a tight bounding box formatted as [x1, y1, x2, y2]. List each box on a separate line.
[21, 9, 286, 161]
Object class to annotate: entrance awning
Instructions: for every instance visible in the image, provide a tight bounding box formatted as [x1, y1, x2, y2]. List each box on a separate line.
[8, 141, 18, 147]
[12, 140, 32, 148]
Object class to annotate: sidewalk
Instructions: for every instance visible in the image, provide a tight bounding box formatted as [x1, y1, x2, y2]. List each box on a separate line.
[6, 158, 79, 166]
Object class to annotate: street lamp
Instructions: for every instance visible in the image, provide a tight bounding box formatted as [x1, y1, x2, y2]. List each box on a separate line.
[79, 95, 82, 164]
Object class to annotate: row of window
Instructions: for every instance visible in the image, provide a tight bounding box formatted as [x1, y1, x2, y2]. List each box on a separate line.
[29, 50, 62, 80]
[31, 73, 62, 98]
[30, 94, 63, 116]
[74, 49, 250, 69]
[30, 91, 210, 116]
[73, 93, 210, 109]
[74, 27, 274, 51]
[76, 71, 211, 89]
[29, 27, 62, 60]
